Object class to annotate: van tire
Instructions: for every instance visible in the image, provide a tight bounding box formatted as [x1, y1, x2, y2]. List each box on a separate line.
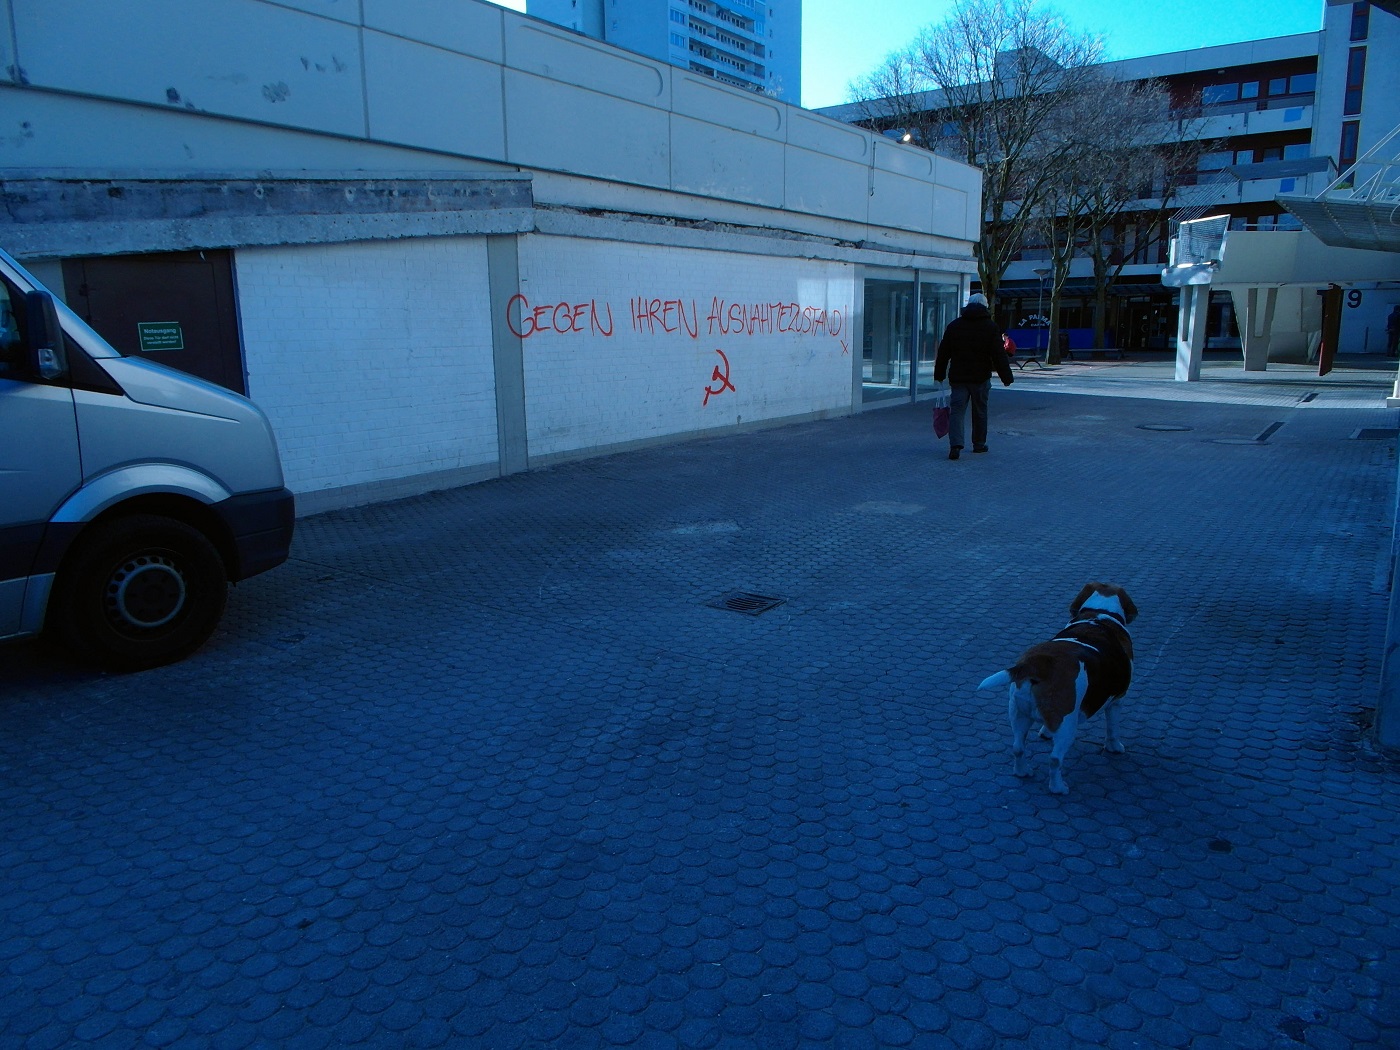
[51, 514, 229, 672]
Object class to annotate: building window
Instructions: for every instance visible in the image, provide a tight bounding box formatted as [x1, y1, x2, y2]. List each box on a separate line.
[1288, 72, 1316, 94]
[1241, 81, 1260, 99]
[1339, 120, 1361, 172]
[1351, 2, 1370, 41]
[670, 32, 686, 48]
[1202, 83, 1239, 105]
[670, 8, 686, 23]
[1344, 48, 1366, 115]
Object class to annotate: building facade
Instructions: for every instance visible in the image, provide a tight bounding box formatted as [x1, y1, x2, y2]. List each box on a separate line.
[527, 0, 800, 101]
[820, 0, 1400, 359]
[1, 0, 971, 515]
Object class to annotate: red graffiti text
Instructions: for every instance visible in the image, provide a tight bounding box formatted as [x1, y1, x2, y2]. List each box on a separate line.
[506, 294, 615, 339]
[706, 299, 844, 339]
[630, 297, 700, 339]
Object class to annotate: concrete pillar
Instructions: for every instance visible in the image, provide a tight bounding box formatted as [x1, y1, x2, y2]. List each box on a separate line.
[487, 236, 529, 476]
[1378, 454, 1400, 747]
[1239, 286, 1276, 372]
[1174, 286, 1209, 382]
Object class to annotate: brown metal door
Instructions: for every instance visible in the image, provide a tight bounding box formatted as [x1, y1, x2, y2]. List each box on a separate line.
[62, 250, 245, 394]
[1318, 284, 1343, 378]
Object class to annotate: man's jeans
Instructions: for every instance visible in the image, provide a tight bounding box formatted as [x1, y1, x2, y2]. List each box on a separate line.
[948, 380, 991, 450]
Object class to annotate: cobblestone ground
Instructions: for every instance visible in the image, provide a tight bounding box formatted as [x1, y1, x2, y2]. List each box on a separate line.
[3, 371, 1400, 1049]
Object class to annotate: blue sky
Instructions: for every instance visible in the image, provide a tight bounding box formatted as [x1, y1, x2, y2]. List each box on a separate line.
[482, 0, 1326, 109]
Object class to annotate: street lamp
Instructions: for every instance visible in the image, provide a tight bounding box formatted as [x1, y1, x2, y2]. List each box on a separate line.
[1033, 267, 1051, 352]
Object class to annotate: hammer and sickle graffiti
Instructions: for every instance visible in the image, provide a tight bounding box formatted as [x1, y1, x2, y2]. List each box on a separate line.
[702, 348, 736, 406]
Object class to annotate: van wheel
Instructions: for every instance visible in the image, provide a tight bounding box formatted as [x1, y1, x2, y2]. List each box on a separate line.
[51, 515, 229, 672]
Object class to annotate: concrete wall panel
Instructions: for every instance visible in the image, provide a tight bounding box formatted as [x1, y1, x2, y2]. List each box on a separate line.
[786, 108, 871, 164]
[260, 0, 357, 23]
[672, 76, 784, 138]
[504, 18, 669, 107]
[868, 171, 935, 234]
[363, 32, 506, 158]
[363, 0, 505, 63]
[0, 88, 503, 178]
[0, 0, 14, 87]
[236, 237, 499, 498]
[12, 0, 365, 137]
[668, 114, 785, 208]
[932, 184, 974, 242]
[877, 141, 935, 181]
[503, 70, 671, 187]
[783, 149, 870, 226]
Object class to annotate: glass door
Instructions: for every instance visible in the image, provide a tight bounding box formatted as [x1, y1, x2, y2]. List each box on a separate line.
[916, 282, 959, 397]
[862, 277, 914, 404]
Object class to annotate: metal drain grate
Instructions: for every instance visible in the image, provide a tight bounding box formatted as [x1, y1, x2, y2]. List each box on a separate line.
[1353, 428, 1399, 440]
[1137, 423, 1193, 432]
[708, 591, 786, 615]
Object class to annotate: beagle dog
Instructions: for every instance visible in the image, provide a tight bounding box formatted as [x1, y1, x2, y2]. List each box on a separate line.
[978, 583, 1137, 795]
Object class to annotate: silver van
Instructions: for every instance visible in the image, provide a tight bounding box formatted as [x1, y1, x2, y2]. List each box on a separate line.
[0, 247, 294, 671]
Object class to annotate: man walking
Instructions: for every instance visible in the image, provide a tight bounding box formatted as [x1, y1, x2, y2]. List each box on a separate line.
[933, 292, 1015, 460]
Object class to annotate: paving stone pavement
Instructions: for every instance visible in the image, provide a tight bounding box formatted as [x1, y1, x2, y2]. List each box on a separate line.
[4, 360, 1400, 1049]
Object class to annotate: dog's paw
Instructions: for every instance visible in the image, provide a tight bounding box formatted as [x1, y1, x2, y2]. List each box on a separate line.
[1048, 777, 1069, 795]
[1104, 739, 1126, 754]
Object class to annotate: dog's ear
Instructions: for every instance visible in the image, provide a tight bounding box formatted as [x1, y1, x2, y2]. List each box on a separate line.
[1116, 588, 1138, 624]
[1069, 583, 1100, 618]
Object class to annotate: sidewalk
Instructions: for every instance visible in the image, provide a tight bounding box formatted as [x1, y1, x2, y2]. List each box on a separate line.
[2, 363, 1399, 1049]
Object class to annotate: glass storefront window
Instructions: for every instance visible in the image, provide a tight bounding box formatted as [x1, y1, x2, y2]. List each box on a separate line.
[861, 274, 960, 405]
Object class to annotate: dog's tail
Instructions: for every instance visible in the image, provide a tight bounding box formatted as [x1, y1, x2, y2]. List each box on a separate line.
[977, 670, 1012, 691]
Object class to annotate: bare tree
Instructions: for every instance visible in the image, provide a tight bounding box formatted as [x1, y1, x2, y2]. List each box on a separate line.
[1062, 78, 1211, 348]
[846, 48, 940, 146]
[908, 0, 1104, 309]
[1028, 175, 1082, 364]
[844, 0, 1209, 355]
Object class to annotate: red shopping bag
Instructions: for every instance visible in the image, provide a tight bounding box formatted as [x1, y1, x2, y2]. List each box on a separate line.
[932, 384, 950, 438]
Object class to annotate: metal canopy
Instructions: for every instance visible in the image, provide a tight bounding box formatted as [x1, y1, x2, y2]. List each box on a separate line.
[1279, 121, 1400, 254]
[1277, 196, 1400, 254]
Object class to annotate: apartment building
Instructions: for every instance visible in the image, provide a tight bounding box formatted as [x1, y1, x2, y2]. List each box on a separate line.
[820, 0, 1399, 356]
[528, 0, 801, 100]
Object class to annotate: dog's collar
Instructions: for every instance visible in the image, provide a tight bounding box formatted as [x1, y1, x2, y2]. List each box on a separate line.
[1068, 611, 1129, 631]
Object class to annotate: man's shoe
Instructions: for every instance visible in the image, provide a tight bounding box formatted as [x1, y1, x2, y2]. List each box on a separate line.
[948, 447, 961, 460]
[972, 446, 989, 454]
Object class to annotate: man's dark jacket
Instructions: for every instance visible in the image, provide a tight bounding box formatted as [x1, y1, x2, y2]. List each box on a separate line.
[933, 303, 1015, 386]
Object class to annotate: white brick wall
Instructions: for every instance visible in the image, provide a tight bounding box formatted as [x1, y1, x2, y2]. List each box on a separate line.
[235, 238, 498, 497]
[516, 236, 856, 457]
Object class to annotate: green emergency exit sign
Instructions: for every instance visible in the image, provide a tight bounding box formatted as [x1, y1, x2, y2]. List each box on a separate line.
[137, 321, 184, 352]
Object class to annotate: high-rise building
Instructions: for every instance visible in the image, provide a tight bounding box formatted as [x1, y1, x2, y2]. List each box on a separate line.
[527, 0, 801, 102]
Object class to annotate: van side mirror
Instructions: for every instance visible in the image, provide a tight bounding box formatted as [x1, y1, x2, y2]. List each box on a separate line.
[24, 290, 67, 381]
